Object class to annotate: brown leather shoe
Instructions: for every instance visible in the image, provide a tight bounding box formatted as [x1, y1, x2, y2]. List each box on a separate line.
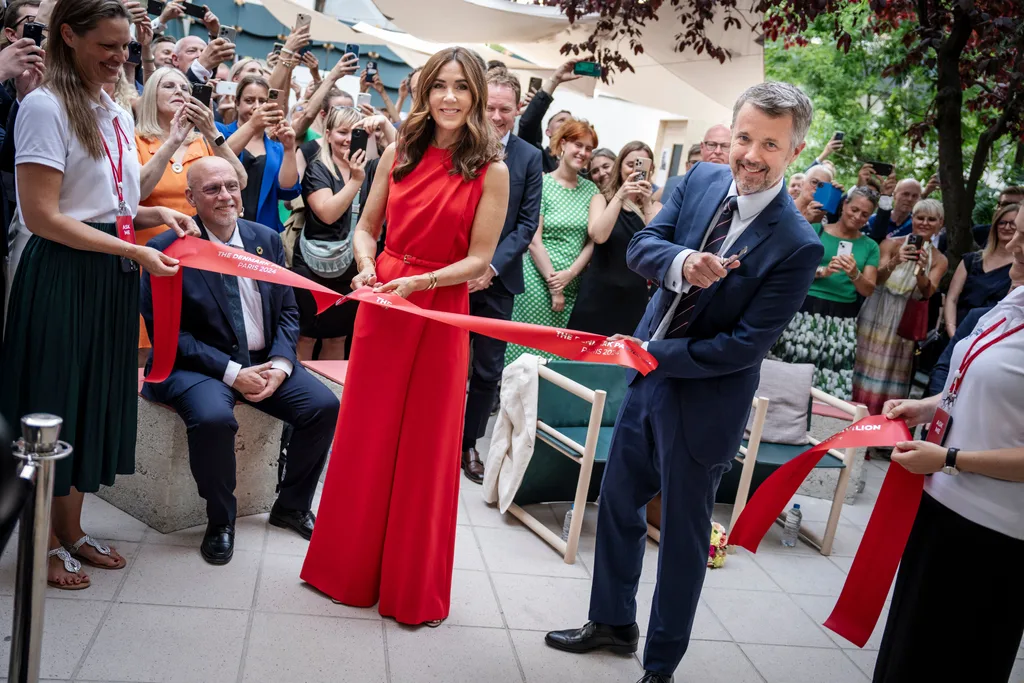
[462, 447, 485, 484]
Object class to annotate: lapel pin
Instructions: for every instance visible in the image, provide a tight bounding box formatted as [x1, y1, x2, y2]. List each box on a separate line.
[256, 246, 264, 255]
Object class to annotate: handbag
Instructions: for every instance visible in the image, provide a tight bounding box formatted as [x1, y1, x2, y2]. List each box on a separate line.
[897, 292, 929, 341]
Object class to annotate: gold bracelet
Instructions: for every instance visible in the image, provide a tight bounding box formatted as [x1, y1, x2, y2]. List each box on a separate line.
[426, 272, 438, 290]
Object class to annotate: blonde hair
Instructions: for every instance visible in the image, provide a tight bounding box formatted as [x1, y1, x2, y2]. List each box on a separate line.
[230, 58, 266, 82]
[394, 47, 501, 183]
[317, 106, 364, 180]
[111, 67, 139, 112]
[45, 0, 131, 158]
[912, 198, 944, 221]
[135, 67, 199, 144]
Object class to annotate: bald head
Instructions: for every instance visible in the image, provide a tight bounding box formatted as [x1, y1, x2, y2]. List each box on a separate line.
[172, 36, 206, 74]
[701, 124, 731, 164]
[186, 158, 242, 238]
[894, 178, 923, 215]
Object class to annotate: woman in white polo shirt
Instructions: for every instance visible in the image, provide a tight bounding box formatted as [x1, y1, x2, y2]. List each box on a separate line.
[873, 210, 1024, 682]
[0, 0, 196, 591]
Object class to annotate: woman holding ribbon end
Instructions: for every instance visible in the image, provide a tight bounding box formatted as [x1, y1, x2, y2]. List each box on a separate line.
[0, 0, 198, 592]
[871, 209, 1024, 682]
[302, 47, 509, 626]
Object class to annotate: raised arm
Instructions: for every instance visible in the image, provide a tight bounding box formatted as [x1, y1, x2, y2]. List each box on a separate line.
[292, 53, 358, 139]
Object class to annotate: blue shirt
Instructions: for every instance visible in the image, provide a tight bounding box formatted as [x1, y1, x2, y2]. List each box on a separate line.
[215, 121, 300, 232]
[865, 211, 913, 243]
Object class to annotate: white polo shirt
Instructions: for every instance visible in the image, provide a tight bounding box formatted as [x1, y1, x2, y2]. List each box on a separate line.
[15, 87, 141, 225]
[925, 286, 1024, 540]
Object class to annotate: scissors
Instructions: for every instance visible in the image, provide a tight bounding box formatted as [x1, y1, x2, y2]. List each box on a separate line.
[720, 246, 748, 268]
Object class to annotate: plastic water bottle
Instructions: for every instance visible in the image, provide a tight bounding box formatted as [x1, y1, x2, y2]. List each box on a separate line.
[561, 505, 574, 542]
[781, 503, 802, 547]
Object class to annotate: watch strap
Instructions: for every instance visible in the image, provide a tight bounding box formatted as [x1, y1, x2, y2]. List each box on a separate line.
[213, 134, 226, 147]
[945, 447, 959, 470]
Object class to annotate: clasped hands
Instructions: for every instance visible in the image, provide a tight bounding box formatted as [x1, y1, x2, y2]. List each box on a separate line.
[232, 362, 287, 402]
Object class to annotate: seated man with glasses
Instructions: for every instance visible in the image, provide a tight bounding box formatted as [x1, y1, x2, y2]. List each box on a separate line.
[140, 157, 340, 566]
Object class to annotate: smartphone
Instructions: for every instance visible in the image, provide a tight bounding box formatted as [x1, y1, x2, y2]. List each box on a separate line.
[127, 40, 143, 65]
[23, 22, 44, 47]
[272, 42, 285, 54]
[268, 88, 282, 106]
[215, 80, 238, 97]
[356, 92, 372, 108]
[907, 234, 924, 250]
[299, 45, 312, 56]
[296, 12, 312, 30]
[866, 161, 894, 177]
[219, 26, 236, 43]
[147, 0, 164, 15]
[833, 131, 845, 142]
[364, 60, 378, 82]
[181, 2, 207, 19]
[344, 43, 360, 59]
[836, 240, 854, 258]
[528, 76, 543, 93]
[572, 61, 602, 77]
[191, 83, 213, 108]
[813, 183, 843, 215]
[633, 157, 653, 183]
[350, 129, 370, 156]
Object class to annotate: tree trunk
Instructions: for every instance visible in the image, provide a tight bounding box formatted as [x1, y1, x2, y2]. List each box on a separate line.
[1016, 140, 1024, 168]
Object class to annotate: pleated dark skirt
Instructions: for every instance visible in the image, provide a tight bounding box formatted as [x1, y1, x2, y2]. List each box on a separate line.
[0, 223, 138, 496]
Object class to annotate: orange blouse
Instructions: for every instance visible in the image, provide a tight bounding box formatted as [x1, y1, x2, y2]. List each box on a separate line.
[135, 133, 213, 246]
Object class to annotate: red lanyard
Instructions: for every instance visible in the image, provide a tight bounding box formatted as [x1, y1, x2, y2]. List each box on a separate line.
[947, 317, 1024, 401]
[99, 117, 131, 206]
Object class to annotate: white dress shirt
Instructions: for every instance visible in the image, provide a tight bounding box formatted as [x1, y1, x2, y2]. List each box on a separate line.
[209, 226, 294, 387]
[649, 176, 784, 342]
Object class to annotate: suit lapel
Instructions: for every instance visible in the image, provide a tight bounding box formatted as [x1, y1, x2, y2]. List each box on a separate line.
[195, 219, 234, 330]
[238, 221, 275, 345]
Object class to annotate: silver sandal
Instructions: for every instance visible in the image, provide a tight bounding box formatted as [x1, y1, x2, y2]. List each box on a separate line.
[47, 547, 90, 590]
[65, 535, 125, 570]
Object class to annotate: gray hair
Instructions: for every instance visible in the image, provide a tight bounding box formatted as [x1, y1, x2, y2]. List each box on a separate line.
[912, 198, 944, 221]
[846, 186, 880, 210]
[732, 81, 813, 149]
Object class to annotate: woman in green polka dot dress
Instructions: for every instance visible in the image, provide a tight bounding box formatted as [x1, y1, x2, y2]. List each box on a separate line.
[505, 119, 600, 365]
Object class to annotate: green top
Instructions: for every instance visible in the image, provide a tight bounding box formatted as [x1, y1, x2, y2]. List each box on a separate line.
[807, 227, 880, 303]
[538, 173, 599, 270]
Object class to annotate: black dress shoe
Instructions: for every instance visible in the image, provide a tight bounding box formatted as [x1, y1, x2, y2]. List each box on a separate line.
[269, 504, 315, 540]
[637, 672, 673, 683]
[201, 524, 234, 565]
[461, 447, 485, 484]
[544, 621, 639, 655]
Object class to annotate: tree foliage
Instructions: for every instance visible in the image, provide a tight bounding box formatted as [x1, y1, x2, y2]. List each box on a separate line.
[543, 0, 1024, 261]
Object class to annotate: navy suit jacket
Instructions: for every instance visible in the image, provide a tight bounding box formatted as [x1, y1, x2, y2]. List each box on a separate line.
[491, 134, 543, 295]
[927, 306, 991, 396]
[626, 162, 823, 465]
[140, 218, 300, 404]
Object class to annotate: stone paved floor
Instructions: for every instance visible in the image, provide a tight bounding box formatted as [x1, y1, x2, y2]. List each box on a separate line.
[2, 457, 1022, 683]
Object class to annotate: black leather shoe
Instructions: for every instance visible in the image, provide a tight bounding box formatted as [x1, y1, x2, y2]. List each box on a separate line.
[269, 504, 315, 540]
[544, 621, 639, 655]
[638, 672, 673, 683]
[461, 447, 485, 484]
[201, 524, 234, 565]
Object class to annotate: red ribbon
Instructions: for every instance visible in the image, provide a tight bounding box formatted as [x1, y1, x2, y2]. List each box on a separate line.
[144, 236, 658, 384]
[728, 415, 922, 647]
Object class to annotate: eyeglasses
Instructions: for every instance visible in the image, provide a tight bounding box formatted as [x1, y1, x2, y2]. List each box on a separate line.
[996, 220, 1017, 229]
[199, 182, 241, 197]
[702, 141, 730, 152]
[12, 14, 37, 28]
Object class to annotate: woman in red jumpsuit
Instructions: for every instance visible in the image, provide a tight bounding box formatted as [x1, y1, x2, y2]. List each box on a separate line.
[301, 47, 510, 625]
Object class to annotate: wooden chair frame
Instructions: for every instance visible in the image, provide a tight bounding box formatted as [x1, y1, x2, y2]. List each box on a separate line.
[505, 362, 607, 565]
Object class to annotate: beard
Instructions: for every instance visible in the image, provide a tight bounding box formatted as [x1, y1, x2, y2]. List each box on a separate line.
[733, 160, 777, 195]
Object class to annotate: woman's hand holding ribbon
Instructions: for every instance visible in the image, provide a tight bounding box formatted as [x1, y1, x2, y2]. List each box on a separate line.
[891, 441, 947, 474]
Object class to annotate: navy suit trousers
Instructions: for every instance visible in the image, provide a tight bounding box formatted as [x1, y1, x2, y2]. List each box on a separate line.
[588, 372, 730, 676]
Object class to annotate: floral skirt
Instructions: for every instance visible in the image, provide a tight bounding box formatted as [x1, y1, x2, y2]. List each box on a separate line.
[770, 295, 860, 400]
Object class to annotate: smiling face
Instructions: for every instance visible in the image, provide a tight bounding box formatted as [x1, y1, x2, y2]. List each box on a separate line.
[620, 149, 651, 183]
[486, 83, 517, 139]
[152, 40, 174, 68]
[894, 180, 922, 214]
[61, 16, 131, 90]
[560, 135, 595, 173]
[841, 195, 875, 233]
[911, 209, 942, 238]
[428, 60, 473, 133]
[996, 210, 1019, 247]
[156, 71, 191, 119]
[327, 122, 353, 158]
[237, 82, 268, 125]
[172, 36, 206, 74]
[187, 159, 243, 231]
[729, 103, 804, 196]
[589, 155, 615, 188]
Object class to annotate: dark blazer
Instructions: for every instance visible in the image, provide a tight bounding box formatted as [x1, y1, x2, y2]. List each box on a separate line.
[491, 134, 543, 295]
[927, 305, 991, 396]
[140, 218, 300, 404]
[626, 162, 823, 465]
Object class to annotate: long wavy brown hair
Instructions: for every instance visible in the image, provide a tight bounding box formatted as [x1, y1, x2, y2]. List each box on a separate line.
[393, 47, 501, 183]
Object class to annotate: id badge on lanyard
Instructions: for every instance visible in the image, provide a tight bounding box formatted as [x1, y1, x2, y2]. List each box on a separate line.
[100, 117, 137, 273]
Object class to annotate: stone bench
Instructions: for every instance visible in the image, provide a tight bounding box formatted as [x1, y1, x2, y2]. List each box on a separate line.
[96, 361, 347, 533]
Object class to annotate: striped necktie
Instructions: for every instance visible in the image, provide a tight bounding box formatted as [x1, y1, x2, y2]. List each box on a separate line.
[665, 196, 739, 339]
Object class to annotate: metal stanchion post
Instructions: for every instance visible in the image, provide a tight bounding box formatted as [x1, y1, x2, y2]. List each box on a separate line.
[7, 414, 72, 683]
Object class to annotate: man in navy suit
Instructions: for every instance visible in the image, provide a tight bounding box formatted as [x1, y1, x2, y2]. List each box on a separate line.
[140, 158, 339, 565]
[460, 69, 543, 483]
[546, 82, 824, 682]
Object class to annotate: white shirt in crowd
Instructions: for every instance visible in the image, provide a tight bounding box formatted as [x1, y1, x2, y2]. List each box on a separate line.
[208, 225, 294, 387]
[649, 176, 784, 341]
[926, 285, 1024, 540]
[14, 88, 141, 225]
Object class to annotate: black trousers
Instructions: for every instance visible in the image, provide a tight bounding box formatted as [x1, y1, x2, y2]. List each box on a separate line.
[170, 364, 340, 525]
[873, 492, 1024, 682]
[462, 280, 514, 452]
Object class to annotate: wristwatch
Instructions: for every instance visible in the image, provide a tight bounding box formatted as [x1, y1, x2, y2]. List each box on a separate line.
[213, 134, 226, 148]
[942, 447, 960, 476]
[878, 195, 894, 211]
